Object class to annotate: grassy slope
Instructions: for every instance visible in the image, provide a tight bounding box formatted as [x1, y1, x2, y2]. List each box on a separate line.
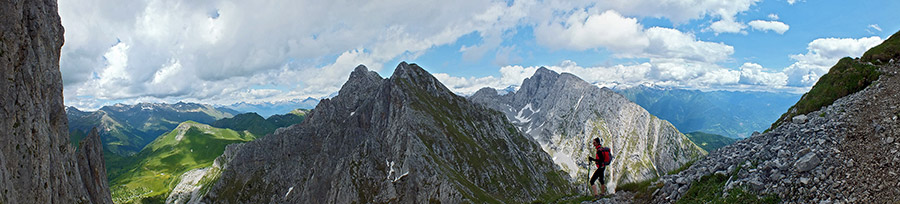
[770, 30, 900, 131]
[684, 131, 738, 152]
[109, 121, 256, 203]
[210, 113, 277, 137]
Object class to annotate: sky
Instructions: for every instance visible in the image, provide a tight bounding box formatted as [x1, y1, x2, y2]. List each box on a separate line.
[58, 0, 900, 110]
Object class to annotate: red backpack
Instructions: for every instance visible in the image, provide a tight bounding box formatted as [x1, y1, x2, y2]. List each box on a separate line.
[597, 147, 612, 166]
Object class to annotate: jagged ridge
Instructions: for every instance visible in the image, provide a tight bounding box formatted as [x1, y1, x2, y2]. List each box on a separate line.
[202, 62, 574, 203]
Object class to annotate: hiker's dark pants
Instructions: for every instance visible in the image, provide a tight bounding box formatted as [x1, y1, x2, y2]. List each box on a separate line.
[590, 166, 605, 186]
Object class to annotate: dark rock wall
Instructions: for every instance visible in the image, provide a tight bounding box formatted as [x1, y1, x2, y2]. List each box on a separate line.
[0, 0, 112, 203]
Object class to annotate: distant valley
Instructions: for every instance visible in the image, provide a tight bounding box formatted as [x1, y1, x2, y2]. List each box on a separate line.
[66, 103, 310, 203]
[616, 86, 801, 138]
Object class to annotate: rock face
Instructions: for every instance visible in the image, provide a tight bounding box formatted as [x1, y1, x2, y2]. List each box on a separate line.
[0, 0, 112, 203]
[202, 63, 574, 203]
[469, 68, 706, 193]
[76, 128, 114, 204]
[653, 61, 900, 203]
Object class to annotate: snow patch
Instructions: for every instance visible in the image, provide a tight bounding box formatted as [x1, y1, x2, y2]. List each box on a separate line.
[350, 111, 355, 116]
[386, 159, 409, 183]
[393, 171, 409, 183]
[284, 186, 294, 199]
[514, 103, 539, 123]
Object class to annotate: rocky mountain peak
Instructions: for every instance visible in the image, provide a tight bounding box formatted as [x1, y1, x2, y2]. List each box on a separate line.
[393, 62, 458, 98]
[470, 68, 705, 193]
[202, 62, 574, 203]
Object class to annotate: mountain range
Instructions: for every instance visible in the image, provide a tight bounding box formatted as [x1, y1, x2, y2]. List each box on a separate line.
[616, 86, 801, 138]
[222, 97, 319, 118]
[201, 63, 576, 203]
[66, 102, 241, 156]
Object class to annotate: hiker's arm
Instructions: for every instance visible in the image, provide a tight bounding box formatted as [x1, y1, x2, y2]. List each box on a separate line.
[588, 156, 596, 161]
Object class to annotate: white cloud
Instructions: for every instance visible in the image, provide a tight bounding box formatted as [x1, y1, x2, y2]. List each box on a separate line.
[708, 18, 747, 34]
[749, 20, 790, 34]
[534, 10, 648, 52]
[598, 0, 760, 24]
[738, 63, 787, 86]
[59, 0, 521, 109]
[640, 27, 734, 62]
[768, 14, 779, 20]
[869, 24, 883, 32]
[867, 24, 883, 34]
[535, 10, 733, 63]
[56, 0, 773, 109]
[783, 36, 883, 86]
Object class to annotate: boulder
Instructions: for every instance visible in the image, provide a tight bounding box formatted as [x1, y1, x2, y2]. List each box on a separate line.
[793, 114, 809, 124]
[795, 152, 821, 173]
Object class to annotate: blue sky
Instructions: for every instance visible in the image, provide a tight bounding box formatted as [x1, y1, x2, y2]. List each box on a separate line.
[57, 0, 900, 110]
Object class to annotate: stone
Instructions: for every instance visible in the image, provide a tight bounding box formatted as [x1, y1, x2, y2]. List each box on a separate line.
[886, 137, 895, 144]
[793, 114, 809, 124]
[795, 152, 821, 172]
[800, 177, 810, 185]
[749, 178, 765, 191]
[1, 1, 113, 203]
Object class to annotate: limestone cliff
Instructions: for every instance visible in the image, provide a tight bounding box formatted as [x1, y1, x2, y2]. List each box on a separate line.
[0, 0, 112, 203]
[470, 68, 706, 193]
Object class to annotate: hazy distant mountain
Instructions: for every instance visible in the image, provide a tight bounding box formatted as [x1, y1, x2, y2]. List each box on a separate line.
[654, 30, 900, 203]
[616, 86, 801, 138]
[221, 97, 319, 117]
[66, 102, 241, 156]
[683, 131, 737, 152]
[211, 109, 309, 137]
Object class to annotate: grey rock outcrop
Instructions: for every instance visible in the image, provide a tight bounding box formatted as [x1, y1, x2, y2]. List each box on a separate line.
[469, 67, 706, 194]
[76, 128, 114, 204]
[202, 63, 574, 203]
[653, 62, 900, 203]
[0, 0, 112, 203]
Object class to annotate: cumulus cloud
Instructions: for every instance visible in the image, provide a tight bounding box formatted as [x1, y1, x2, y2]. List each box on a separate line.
[768, 14, 779, 20]
[783, 36, 883, 86]
[748, 20, 790, 34]
[738, 63, 788, 86]
[534, 10, 648, 52]
[56, 0, 773, 109]
[708, 17, 747, 34]
[59, 0, 521, 109]
[535, 10, 733, 63]
[438, 59, 799, 96]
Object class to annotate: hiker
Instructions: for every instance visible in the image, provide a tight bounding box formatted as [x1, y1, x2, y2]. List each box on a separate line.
[587, 138, 612, 197]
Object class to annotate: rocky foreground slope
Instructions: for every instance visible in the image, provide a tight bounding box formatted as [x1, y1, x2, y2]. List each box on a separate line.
[0, 0, 112, 203]
[470, 68, 705, 193]
[652, 60, 900, 202]
[201, 63, 574, 203]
